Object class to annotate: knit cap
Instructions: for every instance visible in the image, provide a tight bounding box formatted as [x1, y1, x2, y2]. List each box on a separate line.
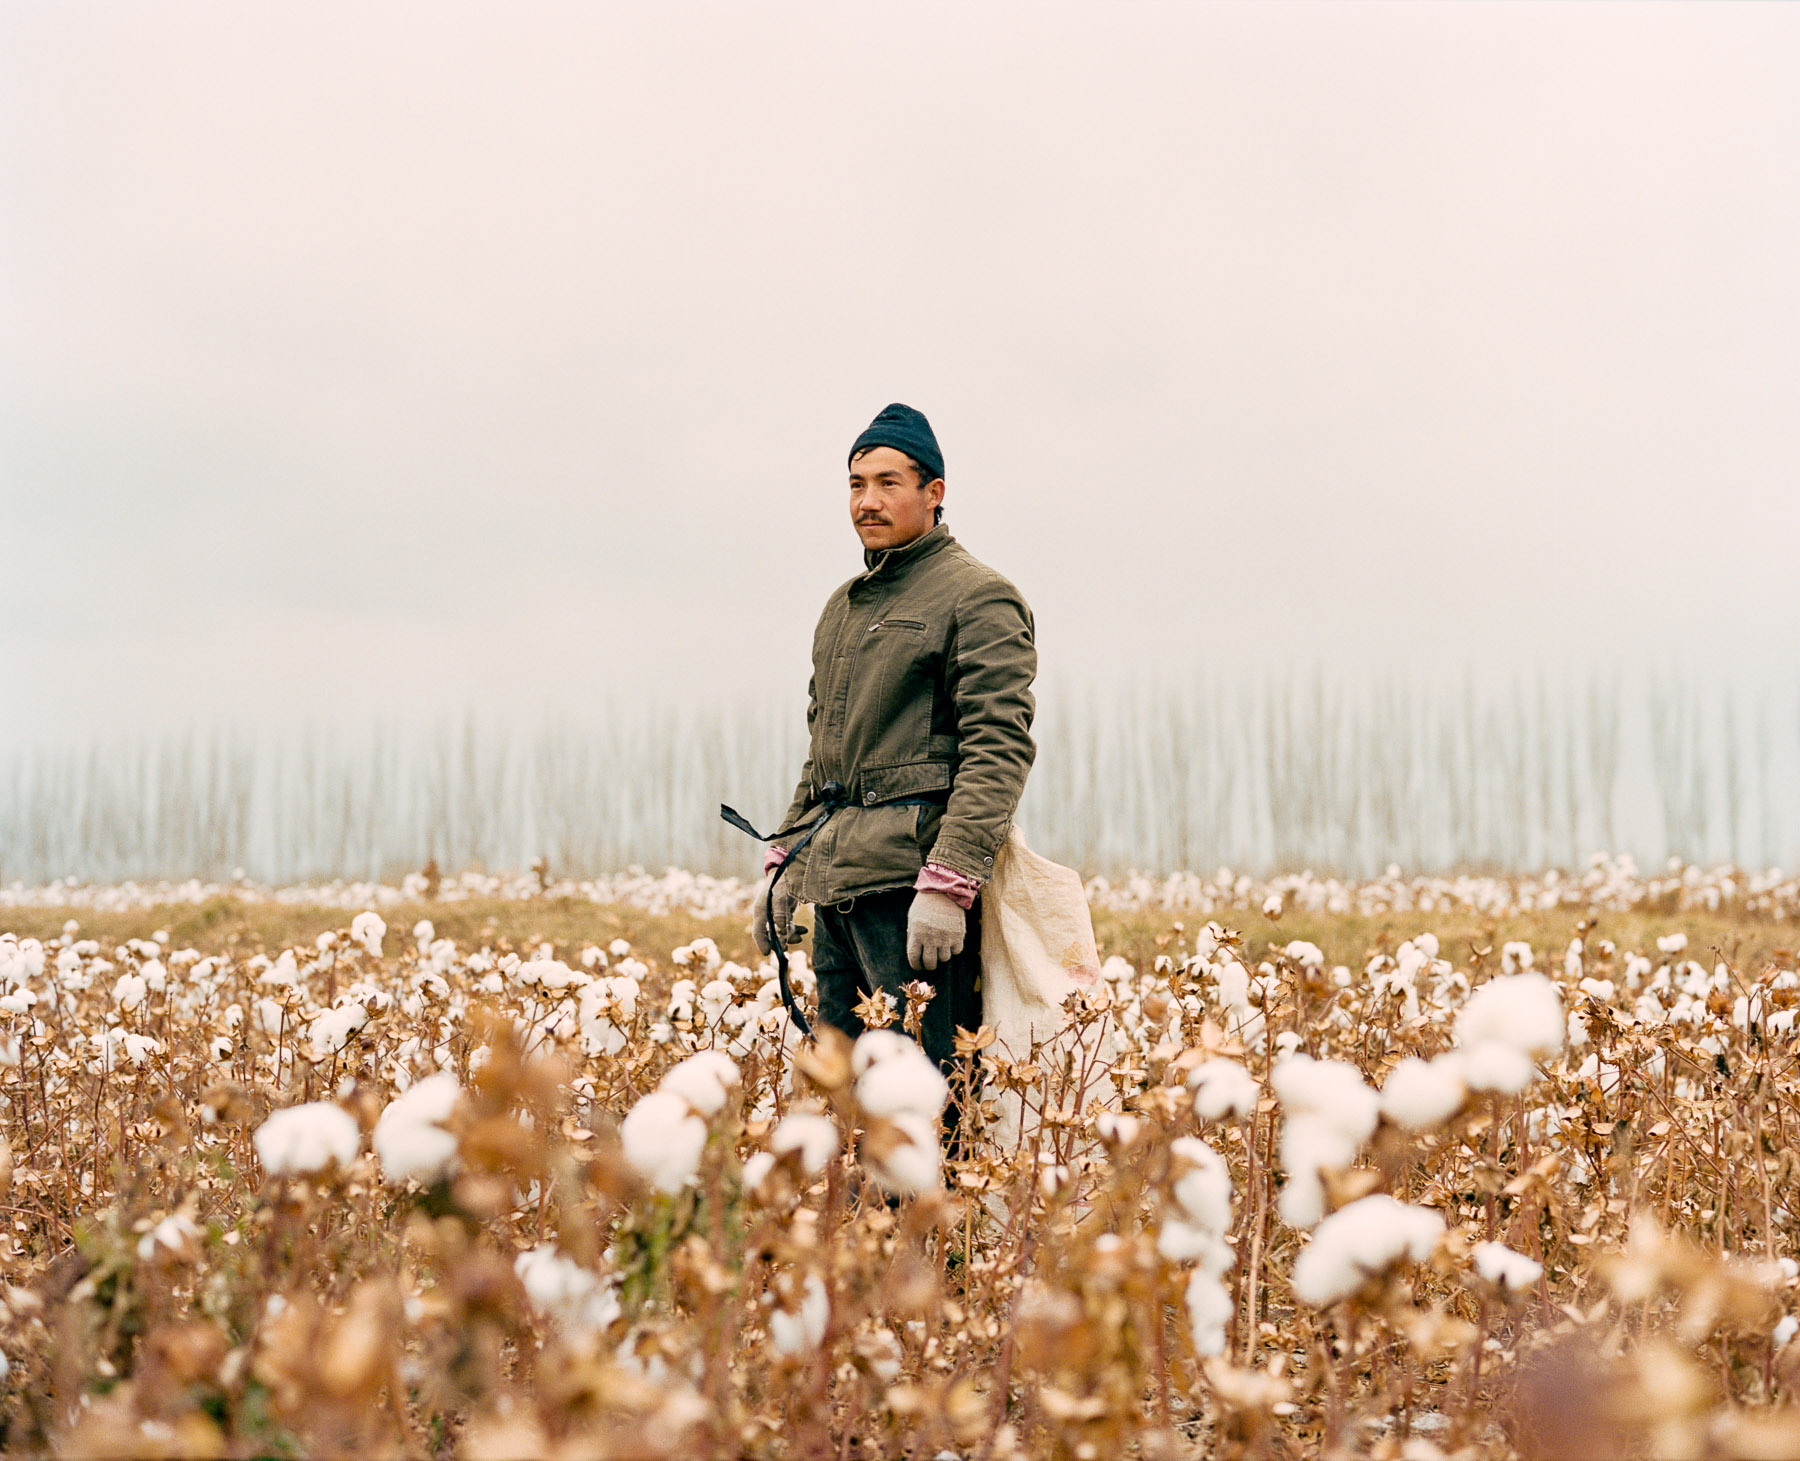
[848, 403, 943, 483]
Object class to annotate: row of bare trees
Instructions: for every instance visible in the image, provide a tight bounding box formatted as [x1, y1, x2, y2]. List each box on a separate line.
[3, 671, 1794, 884]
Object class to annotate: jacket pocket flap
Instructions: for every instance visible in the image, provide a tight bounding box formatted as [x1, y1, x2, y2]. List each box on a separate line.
[859, 760, 952, 803]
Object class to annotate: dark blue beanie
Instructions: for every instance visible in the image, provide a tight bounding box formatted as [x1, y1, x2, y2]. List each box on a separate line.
[848, 403, 943, 483]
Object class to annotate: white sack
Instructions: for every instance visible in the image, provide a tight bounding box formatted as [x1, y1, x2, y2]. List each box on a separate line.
[980, 827, 1120, 1153]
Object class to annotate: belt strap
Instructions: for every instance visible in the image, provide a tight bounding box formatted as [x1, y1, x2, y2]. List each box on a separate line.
[720, 780, 945, 1042]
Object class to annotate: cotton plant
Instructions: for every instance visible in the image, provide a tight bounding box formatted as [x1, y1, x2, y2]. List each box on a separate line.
[743, 1110, 841, 1193]
[373, 1072, 462, 1185]
[850, 1030, 949, 1195]
[1291, 1194, 1445, 1307]
[618, 1050, 742, 1194]
[253, 1102, 361, 1178]
[1158, 1137, 1237, 1356]
[7, 879, 1800, 1455]
[767, 1273, 830, 1359]
[1452, 971, 1566, 1094]
[514, 1244, 622, 1340]
[1271, 1054, 1380, 1229]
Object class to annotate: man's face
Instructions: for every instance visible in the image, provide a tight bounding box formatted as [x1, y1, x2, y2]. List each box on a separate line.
[849, 446, 944, 552]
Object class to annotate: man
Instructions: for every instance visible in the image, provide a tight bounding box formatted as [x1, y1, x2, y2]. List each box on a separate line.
[751, 403, 1037, 1110]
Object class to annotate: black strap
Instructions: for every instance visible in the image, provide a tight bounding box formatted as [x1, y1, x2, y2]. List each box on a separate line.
[720, 780, 945, 1042]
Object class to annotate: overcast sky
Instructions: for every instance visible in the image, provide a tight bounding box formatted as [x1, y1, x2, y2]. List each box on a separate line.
[4, 1, 1797, 747]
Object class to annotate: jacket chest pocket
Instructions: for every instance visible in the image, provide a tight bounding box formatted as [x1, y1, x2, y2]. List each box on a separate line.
[854, 617, 936, 745]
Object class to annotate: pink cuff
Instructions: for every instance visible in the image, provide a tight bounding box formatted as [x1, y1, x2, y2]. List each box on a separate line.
[915, 861, 979, 910]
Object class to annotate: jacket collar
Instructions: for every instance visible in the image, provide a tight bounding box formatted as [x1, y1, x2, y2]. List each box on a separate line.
[861, 522, 953, 578]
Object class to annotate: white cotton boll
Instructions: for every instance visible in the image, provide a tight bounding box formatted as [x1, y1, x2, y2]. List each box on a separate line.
[860, 1327, 903, 1383]
[1471, 1241, 1543, 1293]
[1278, 1168, 1325, 1230]
[682, 937, 724, 974]
[373, 1072, 462, 1185]
[1460, 1040, 1537, 1094]
[582, 1016, 627, 1058]
[259, 950, 300, 988]
[136, 1212, 202, 1263]
[350, 911, 385, 958]
[1657, 933, 1688, 955]
[867, 1112, 941, 1194]
[1213, 958, 1251, 1010]
[1775, 1316, 1798, 1348]
[209, 1035, 233, 1062]
[771, 1112, 838, 1175]
[1158, 1218, 1214, 1264]
[123, 1033, 163, 1067]
[1500, 941, 1535, 975]
[1185, 1271, 1232, 1357]
[770, 1274, 830, 1357]
[851, 1029, 922, 1076]
[309, 1004, 368, 1058]
[1096, 1111, 1143, 1147]
[1261, 892, 1283, 918]
[1189, 1058, 1259, 1122]
[698, 978, 736, 1027]
[141, 959, 166, 992]
[1456, 974, 1564, 1058]
[516, 958, 573, 990]
[620, 1090, 708, 1194]
[1291, 1195, 1444, 1307]
[254, 1103, 360, 1177]
[741, 1151, 777, 1191]
[1284, 940, 1323, 968]
[112, 972, 146, 1013]
[413, 920, 434, 950]
[660, 1050, 741, 1116]
[1380, 1056, 1467, 1131]
[853, 1032, 949, 1119]
[1280, 1116, 1359, 1185]
[1578, 977, 1616, 1003]
[1271, 1055, 1379, 1146]
[606, 975, 640, 1021]
[609, 938, 632, 958]
[1169, 1136, 1232, 1234]
[515, 1245, 621, 1338]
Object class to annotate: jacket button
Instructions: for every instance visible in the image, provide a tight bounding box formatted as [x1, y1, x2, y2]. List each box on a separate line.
[863, 792, 877, 805]
[984, 855, 993, 864]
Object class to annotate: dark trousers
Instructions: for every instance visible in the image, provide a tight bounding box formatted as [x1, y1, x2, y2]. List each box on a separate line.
[813, 888, 982, 1140]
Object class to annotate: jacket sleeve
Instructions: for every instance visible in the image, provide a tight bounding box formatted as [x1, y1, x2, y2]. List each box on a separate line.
[774, 671, 819, 844]
[928, 579, 1036, 885]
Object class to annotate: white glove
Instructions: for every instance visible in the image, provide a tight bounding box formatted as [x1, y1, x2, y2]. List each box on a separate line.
[906, 890, 966, 971]
[750, 871, 799, 956]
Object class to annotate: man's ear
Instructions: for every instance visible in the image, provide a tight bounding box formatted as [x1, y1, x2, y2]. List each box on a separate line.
[925, 478, 946, 512]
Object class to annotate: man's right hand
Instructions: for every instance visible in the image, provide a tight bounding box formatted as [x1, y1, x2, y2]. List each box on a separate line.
[750, 871, 799, 956]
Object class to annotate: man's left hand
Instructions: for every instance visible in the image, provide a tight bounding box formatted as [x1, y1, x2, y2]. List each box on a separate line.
[906, 890, 967, 971]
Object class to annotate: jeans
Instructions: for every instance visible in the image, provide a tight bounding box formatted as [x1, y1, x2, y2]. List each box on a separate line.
[812, 888, 982, 1141]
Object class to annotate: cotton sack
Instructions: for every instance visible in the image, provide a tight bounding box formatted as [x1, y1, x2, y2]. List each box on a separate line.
[980, 827, 1121, 1153]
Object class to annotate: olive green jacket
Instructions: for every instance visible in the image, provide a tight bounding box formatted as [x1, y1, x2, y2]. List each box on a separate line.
[776, 523, 1037, 906]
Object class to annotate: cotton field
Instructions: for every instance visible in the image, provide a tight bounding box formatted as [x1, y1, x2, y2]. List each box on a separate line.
[0, 864, 1797, 1457]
